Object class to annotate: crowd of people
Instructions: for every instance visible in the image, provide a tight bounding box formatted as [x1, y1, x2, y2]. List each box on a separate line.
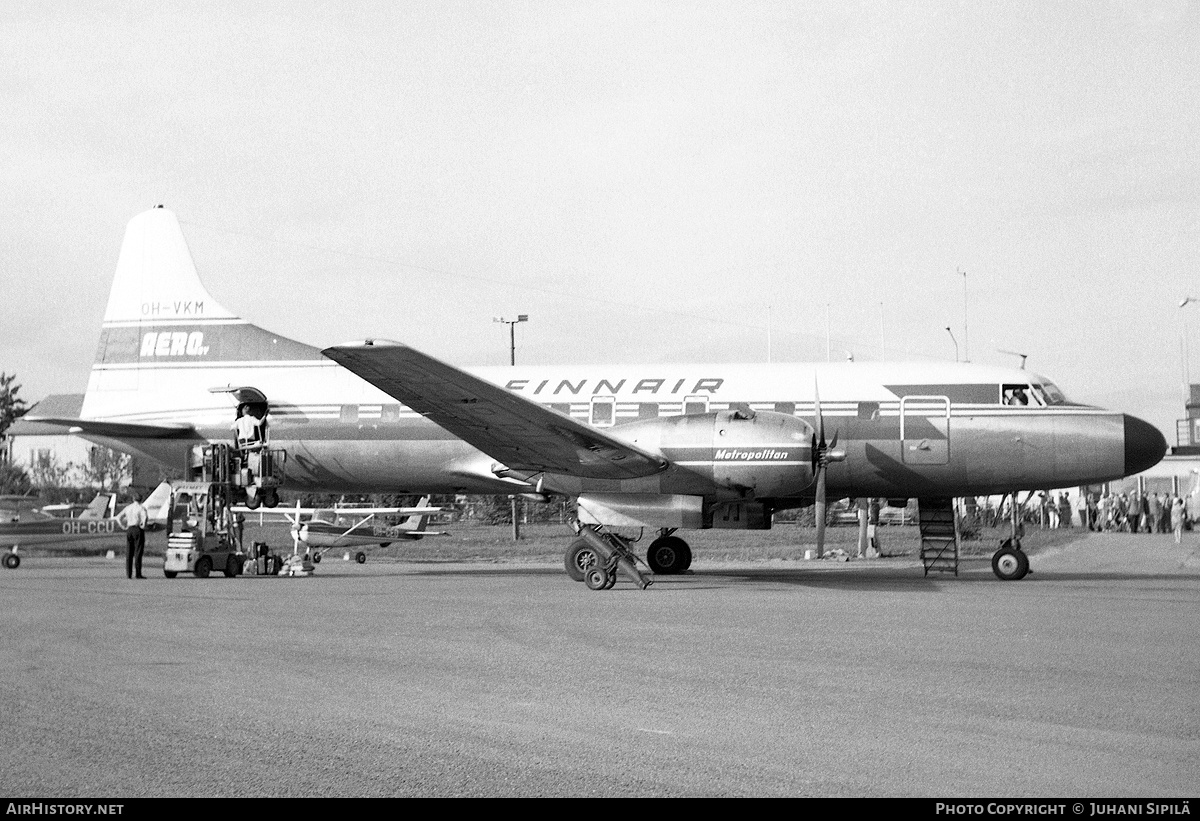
[967, 489, 1191, 543]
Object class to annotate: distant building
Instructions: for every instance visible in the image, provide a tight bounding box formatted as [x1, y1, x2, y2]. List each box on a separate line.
[4, 394, 94, 485]
[1120, 386, 1200, 498]
[2, 394, 153, 490]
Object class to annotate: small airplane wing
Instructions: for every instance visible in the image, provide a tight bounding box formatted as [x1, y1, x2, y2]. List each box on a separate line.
[231, 505, 439, 518]
[322, 340, 668, 481]
[22, 417, 198, 439]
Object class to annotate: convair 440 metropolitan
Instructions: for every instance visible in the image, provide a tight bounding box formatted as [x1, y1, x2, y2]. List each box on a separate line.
[29, 207, 1167, 588]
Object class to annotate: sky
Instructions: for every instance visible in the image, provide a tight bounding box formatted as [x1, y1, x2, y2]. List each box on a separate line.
[2, 0, 1198, 440]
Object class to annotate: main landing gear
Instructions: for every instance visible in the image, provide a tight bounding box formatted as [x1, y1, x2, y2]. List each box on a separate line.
[645, 532, 692, 575]
[564, 526, 695, 590]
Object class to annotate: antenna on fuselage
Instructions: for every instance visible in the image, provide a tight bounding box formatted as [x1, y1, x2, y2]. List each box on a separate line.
[998, 349, 1028, 369]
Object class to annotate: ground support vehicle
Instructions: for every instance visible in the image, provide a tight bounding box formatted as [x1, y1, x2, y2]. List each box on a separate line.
[162, 476, 246, 579]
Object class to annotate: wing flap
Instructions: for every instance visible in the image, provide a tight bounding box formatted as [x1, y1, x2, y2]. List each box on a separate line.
[322, 340, 667, 480]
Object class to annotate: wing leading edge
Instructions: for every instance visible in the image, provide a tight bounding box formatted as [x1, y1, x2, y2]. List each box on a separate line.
[322, 340, 667, 481]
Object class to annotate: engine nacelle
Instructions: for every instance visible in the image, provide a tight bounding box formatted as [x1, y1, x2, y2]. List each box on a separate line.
[613, 409, 816, 498]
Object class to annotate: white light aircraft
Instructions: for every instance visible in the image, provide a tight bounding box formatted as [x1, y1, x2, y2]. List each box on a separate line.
[27, 207, 1167, 588]
[242, 497, 446, 563]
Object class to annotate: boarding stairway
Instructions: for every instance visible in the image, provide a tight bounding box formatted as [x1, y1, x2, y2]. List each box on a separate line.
[918, 498, 959, 576]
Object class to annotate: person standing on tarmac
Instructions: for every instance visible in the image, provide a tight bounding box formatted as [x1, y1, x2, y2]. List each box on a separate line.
[118, 490, 149, 579]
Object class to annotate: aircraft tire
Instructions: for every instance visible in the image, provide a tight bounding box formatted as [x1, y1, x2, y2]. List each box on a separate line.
[3, 552, 20, 569]
[312, 553, 321, 563]
[194, 556, 212, 579]
[355, 551, 367, 564]
[164, 570, 178, 578]
[565, 538, 599, 582]
[647, 536, 691, 575]
[991, 546, 1029, 581]
[584, 565, 609, 590]
[263, 489, 279, 508]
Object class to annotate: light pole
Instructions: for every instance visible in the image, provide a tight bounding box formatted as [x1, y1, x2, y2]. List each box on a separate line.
[493, 314, 528, 366]
[945, 326, 959, 362]
[959, 268, 969, 362]
[1181, 298, 1198, 411]
[493, 314, 528, 540]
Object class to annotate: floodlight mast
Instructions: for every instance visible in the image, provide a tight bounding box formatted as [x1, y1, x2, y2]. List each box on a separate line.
[1180, 297, 1197, 398]
[493, 314, 529, 366]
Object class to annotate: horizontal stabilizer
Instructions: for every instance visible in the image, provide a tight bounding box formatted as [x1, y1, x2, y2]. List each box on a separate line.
[323, 340, 668, 481]
[23, 417, 199, 440]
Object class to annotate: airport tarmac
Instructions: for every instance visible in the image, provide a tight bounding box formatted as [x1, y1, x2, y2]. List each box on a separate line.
[0, 533, 1197, 797]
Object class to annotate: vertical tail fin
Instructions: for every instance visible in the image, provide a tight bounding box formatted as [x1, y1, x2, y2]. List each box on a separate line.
[83, 206, 327, 420]
[143, 482, 173, 525]
[100, 206, 239, 329]
[79, 493, 115, 520]
[397, 496, 433, 533]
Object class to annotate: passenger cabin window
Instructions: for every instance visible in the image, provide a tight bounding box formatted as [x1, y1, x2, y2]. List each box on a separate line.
[590, 396, 615, 427]
[638, 403, 658, 419]
[857, 401, 880, 420]
[683, 395, 708, 415]
[340, 405, 359, 423]
[381, 404, 400, 422]
[774, 402, 795, 416]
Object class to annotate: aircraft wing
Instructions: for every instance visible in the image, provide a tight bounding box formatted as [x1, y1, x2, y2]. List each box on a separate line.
[232, 506, 441, 518]
[322, 340, 668, 480]
[22, 417, 198, 439]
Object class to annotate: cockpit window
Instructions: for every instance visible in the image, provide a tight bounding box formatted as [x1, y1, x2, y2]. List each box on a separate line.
[1002, 382, 1070, 407]
[1038, 382, 1068, 405]
[1001, 384, 1032, 406]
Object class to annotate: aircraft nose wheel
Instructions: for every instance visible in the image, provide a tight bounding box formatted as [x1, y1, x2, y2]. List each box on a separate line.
[3, 552, 19, 569]
[991, 541, 1030, 581]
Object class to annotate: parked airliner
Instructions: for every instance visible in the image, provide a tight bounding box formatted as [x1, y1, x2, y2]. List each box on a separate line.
[27, 207, 1166, 588]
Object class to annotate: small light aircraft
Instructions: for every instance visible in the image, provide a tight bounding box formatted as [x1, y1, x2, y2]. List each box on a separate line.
[0, 482, 173, 568]
[240, 497, 446, 564]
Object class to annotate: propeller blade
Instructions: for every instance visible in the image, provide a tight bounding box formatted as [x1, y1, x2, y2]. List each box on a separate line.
[815, 462, 827, 558]
[814, 377, 825, 446]
[290, 501, 303, 555]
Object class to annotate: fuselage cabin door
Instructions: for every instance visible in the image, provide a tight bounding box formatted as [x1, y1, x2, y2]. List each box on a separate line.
[900, 395, 950, 465]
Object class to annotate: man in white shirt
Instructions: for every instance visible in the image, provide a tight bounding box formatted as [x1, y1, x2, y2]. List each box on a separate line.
[231, 404, 264, 451]
[117, 491, 149, 579]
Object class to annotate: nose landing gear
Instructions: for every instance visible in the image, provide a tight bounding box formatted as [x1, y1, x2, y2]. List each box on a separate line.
[991, 538, 1030, 581]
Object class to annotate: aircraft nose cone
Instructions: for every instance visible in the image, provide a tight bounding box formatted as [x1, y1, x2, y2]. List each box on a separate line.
[1124, 414, 1167, 475]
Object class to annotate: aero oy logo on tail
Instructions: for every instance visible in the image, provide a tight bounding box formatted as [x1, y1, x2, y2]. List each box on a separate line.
[140, 331, 210, 357]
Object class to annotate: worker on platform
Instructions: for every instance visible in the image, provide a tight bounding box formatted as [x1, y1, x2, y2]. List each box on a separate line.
[231, 404, 264, 451]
